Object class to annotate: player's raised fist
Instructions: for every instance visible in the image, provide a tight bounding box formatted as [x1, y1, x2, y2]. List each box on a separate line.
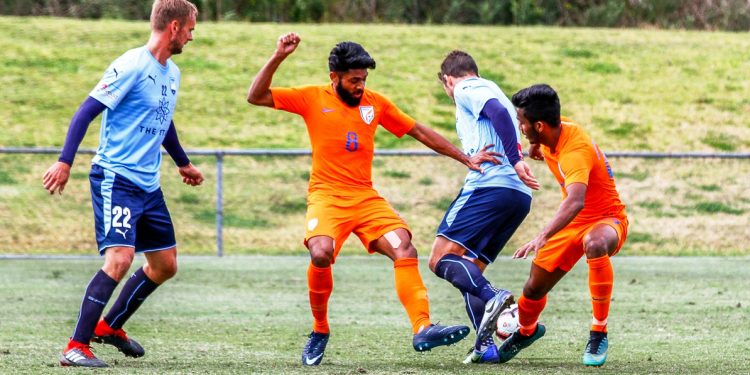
[276, 32, 301, 57]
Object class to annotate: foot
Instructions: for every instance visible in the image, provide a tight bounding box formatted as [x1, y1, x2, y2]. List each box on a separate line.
[92, 319, 145, 358]
[59, 340, 108, 368]
[475, 290, 514, 348]
[412, 323, 470, 352]
[301, 331, 329, 366]
[463, 337, 499, 364]
[582, 331, 608, 366]
[497, 323, 546, 363]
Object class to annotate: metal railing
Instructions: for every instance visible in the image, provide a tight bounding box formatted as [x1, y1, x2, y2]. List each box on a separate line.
[3, 147, 749, 256]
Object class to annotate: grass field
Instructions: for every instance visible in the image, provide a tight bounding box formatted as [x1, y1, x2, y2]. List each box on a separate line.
[0, 255, 748, 374]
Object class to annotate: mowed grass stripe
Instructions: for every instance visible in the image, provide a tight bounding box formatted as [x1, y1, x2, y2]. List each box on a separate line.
[0, 256, 748, 374]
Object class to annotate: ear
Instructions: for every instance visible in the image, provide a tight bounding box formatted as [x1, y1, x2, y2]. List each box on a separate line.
[534, 121, 545, 133]
[170, 19, 180, 33]
[329, 71, 338, 84]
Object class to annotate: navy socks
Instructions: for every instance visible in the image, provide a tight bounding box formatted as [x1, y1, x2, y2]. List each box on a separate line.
[434, 254, 498, 302]
[71, 270, 118, 344]
[103, 267, 159, 329]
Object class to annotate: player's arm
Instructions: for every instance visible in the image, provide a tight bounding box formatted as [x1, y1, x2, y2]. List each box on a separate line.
[407, 123, 500, 173]
[514, 182, 587, 259]
[162, 120, 203, 186]
[42, 96, 106, 195]
[481, 99, 540, 190]
[246, 32, 301, 107]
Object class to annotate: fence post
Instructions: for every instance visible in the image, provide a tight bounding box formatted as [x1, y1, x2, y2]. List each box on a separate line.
[216, 152, 224, 257]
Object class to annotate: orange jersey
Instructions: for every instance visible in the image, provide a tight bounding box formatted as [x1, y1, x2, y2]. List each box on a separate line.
[271, 85, 416, 195]
[541, 117, 626, 222]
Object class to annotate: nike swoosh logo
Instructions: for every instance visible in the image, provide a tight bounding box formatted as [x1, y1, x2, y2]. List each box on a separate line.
[322, 108, 334, 113]
[305, 353, 323, 365]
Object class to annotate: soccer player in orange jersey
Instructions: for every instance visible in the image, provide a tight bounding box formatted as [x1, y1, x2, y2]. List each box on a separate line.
[497, 84, 629, 366]
[246, 33, 498, 366]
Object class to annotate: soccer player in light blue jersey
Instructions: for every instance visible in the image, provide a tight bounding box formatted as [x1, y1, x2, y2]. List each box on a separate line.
[43, 0, 203, 368]
[427, 50, 540, 364]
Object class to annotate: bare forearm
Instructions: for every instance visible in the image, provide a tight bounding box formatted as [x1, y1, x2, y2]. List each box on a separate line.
[538, 195, 583, 240]
[247, 53, 287, 105]
[409, 123, 470, 166]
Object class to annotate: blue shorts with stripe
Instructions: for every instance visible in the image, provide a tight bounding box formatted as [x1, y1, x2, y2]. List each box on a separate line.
[437, 186, 531, 264]
[89, 164, 176, 255]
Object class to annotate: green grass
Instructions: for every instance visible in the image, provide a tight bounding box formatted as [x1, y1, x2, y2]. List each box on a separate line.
[1, 17, 749, 152]
[0, 256, 748, 374]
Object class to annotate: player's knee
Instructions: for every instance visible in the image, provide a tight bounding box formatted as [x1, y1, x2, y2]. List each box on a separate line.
[393, 242, 418, 260]
[584, 237, 608, 259]
[427, 253, 440, 273]
[104, 255, 134, 282]
[309, 247, 334, 267]
[156, 261, 178, 280]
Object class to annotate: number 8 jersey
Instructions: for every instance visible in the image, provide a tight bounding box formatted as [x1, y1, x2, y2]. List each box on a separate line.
[271, 85, 415, 196]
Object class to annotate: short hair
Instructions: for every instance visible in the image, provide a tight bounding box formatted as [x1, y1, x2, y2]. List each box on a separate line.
[328, 41, 376, 72]
[438, 50, 478, 83]
[150, 0, 198, 32]
[511, 84, 561, 128]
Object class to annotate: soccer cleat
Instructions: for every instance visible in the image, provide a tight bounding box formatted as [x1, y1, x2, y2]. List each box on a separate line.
[412, 323, 470, 352]
[475, 290, 514, 348]
[92, 319, 145, 358]
[497, 323, 546, 363]
[59, 341, 108, 368]
[582, 331, 608, 366]
[463, 341, 499, 364]
[301, 331, 329, 366]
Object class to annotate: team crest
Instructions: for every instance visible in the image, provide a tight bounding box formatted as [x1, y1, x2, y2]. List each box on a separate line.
[359, 106, 374, 125]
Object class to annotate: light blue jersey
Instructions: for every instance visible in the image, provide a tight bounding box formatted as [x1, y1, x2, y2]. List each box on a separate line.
[453, 77, 530, 196]
[89, 46, 181, 192]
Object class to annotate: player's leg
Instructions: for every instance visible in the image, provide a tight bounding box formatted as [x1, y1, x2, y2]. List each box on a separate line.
[581, 218, 627, 366]
[61, 246, 135, 368]
[94, 187, 177, 358]
[369, 228, 470, 351]
[301, 193, 346, 366]
[61, 166, 139, 367]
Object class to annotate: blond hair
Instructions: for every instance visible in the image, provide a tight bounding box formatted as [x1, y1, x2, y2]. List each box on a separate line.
[150, 0, 198, 31]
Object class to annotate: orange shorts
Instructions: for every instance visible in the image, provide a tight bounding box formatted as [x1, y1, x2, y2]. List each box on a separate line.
[533, 215, 629, 273]
[303, 189, 411, 260]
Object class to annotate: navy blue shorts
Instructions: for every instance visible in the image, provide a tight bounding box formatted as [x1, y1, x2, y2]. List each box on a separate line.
[89, 164, 176, 255]
[437, 186, 531, 264]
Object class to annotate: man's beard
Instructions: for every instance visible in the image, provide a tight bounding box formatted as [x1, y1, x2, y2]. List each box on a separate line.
[169, 39, 184, 55]
[336, 82, 362, 107]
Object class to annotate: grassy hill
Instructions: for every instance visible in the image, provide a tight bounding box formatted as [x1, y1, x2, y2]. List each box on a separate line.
[0, 17, 748, 255]
[2, 16, 749, 151]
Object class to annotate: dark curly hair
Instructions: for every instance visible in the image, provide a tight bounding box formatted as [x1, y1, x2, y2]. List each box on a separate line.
[328, 41, 376, 72]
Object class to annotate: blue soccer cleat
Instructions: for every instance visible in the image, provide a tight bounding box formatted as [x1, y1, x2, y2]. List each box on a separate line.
[497, 323, 546, 363]
[301, 332, 329, 366]
[582, 331, 608, 366]
[475, 290, 514, 348]
[463, 336, 499, 364]
[413, 323, 470, 352]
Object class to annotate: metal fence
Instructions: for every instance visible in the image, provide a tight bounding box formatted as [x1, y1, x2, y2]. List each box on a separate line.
[3, 147, 749, 256]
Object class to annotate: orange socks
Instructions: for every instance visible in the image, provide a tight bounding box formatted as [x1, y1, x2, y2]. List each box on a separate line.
[587, 255, 613, 333]
[518, 294, 547, 336]
[393, 258, 432, 333]
[307, 263, 333, 334]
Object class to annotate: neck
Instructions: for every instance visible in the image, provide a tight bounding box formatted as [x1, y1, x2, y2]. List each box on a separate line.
[451, 73, 477, 86]
[146, 32, 171, 66]
[545, 125, 563, 152]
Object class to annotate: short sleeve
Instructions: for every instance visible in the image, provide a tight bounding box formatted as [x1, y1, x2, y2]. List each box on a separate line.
[558, 146, 594, 187]
[271, 86, 312, 116]
[89, 56, 140, 110]
[379, 99, 416, 138]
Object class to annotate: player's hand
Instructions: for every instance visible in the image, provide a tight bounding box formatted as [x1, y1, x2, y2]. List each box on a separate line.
[514, 236, 547, 259]
[178, 163, 204, 186]
[528, 143, 544, 161]
[275, 32, 300, 58]
[467, 144, 502, 174]
[42, 161, 71, 195]
[514, 160, 540, 190]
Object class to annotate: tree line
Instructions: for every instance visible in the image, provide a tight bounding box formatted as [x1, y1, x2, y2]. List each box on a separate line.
[3, 0, 749, 31]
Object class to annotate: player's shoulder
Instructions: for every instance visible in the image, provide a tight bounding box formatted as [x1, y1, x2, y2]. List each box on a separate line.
[560, 117, 594, 152]
[455, 77, 497, 100]
[362, 88, 394, 108]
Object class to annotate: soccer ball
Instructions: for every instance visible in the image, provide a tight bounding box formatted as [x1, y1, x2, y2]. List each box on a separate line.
[495, 303, 520, 341]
